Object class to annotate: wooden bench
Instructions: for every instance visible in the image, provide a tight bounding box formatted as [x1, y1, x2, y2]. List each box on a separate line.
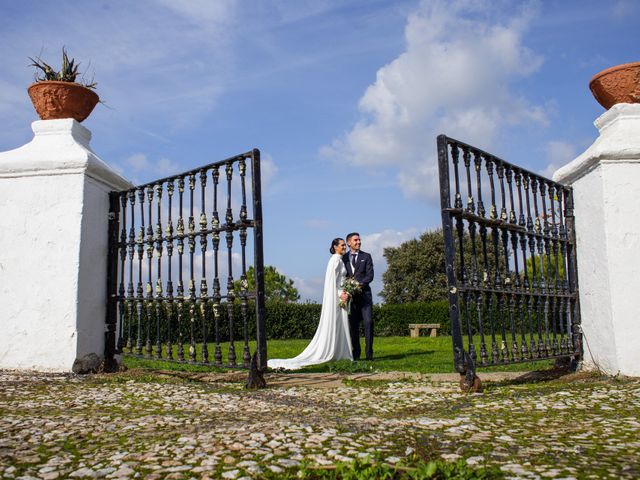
[408, 323, 441, 338]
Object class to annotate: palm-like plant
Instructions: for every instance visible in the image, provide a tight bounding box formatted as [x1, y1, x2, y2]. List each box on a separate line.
[29, 47, 96, 89]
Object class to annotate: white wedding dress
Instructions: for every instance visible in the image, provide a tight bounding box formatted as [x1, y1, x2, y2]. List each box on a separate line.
[268, 254, 353, 370]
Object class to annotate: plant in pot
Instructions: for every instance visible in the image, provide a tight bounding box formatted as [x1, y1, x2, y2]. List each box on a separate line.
[28, 48, 99, 123]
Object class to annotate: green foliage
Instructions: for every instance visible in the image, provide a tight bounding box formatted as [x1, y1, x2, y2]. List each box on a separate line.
[375, 302, 451, 336]
[235, 265, 300, 303]
[380, 229, 508, 304]
[259, 458, 503, 479]
[524, 253, 566, 286]
[257, 301, 450, 339]
[264, 301, 321, 338]
[29, 47, 96, 88]
[122, 299, 450, 346]
[381, 230, 449, 304]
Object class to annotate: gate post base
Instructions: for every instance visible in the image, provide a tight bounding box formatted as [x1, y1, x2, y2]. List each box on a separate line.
[458, 350, 482, 392]
[459, 372, 482, 393]
[245, 352, 267, 389]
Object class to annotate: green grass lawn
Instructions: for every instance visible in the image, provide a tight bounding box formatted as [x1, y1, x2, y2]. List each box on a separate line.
[123, 335, 554, 374]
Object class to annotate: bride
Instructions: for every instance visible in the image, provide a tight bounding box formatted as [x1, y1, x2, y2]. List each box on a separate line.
[268, 238, 353, 370]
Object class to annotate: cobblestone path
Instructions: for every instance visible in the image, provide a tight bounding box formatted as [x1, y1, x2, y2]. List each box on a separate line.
[0, 370, 638, 479]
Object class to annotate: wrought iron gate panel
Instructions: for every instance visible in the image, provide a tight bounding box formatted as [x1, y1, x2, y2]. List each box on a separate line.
[437, 135, 581, 378]
[106, 149, 266, 370]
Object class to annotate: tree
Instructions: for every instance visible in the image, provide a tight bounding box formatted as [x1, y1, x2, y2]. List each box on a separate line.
[380, 228, 507, 304]
[235, 265, 300, 303]
[380, 230, 449, 304]
[524, 252, 566, 287]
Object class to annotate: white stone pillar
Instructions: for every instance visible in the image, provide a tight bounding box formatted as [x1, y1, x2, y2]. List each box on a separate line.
[0, 119, 132, 371]
[554, 104, 640, 377]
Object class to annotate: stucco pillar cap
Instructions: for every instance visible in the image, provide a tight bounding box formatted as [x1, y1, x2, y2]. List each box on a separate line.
[553, 103, 640, 185]
[0, 118, 132, 191]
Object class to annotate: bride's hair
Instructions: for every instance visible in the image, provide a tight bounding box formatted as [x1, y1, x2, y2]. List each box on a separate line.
[329, 238, 343, 254]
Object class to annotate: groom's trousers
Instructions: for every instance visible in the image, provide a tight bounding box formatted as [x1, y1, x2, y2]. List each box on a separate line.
[349, 294, 373, 360]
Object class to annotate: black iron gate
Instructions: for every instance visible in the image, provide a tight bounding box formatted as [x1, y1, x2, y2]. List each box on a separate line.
[437, 135, 581, 389]
[105, 149, 266, 371]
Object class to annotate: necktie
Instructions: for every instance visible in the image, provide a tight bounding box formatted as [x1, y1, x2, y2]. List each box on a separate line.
[351, 254, 357, 270]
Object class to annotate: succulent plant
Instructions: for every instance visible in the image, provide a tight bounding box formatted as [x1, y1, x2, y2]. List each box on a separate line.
[29, 47, 97, 89]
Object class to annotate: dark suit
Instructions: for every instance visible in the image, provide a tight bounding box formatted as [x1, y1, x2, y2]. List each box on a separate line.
[342, 250, 374, 360]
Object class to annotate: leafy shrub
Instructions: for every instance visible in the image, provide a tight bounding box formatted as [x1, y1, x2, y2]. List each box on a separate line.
[374, 301, 450, 336]
[259, 458, 503, 479]
[118, 299, 452, 346]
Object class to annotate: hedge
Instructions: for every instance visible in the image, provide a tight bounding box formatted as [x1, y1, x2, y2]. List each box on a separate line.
[119, 300, 451, 345]
[374, 301, 451, 336]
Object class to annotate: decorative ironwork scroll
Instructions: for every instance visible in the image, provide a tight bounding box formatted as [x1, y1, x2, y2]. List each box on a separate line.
[105, 149, 267, 370]
[437, 135, 581, 383]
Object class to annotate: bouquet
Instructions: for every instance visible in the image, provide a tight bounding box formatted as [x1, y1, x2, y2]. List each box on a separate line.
[339, 277, 362, 310]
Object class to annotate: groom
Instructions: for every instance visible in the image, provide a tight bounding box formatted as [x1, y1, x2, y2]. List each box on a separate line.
[343, 232, 374, 361]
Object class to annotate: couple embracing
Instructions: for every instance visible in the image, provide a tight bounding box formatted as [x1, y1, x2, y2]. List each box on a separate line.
[268, 233, 374, 370]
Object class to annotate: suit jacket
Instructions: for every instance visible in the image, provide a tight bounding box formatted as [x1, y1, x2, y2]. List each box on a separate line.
[342, 250, 374, 299]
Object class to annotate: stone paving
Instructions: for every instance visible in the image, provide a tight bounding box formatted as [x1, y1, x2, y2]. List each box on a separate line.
[0, 369, 639, 479]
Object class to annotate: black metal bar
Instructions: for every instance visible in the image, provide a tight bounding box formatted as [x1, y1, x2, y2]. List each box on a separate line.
[199, 170, 209, 364]
[145, 186, 154, 357]
[127, 191, 135, 354]
[136, 189, 145, 356]
[188, 173, 197, 363]
[225, 161, 237, 367]
[437, 135, 469, 378]
[239, 157, 251, 368]
[564, 188, 582, 363]
[117, 193, 127, 354]
[515, 171, 530, 359]
[104, 192, 120, 371]
[166, 180, 174, 360]
[211, 167, 223, 367]
[155, 184, 163, 359]
[251, 149, 267, 371]
[177, 177, 185, 362]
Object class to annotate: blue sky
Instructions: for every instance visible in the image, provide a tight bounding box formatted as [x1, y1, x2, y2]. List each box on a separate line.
[1, 0, 638, 302]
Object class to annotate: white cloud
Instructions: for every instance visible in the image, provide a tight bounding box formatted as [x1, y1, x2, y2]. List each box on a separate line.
[323, 0, 546, 202]
[125, 153, 150, 171]
[547, 140, 577, 165]
[260, 153, 278, 190]
[157, 158, 181, 176]
[293, 275, 325, 303]
[122, 153, 180, 181]
[611, 0, 638, 20]
[153, 0, 237, 26]
[361, 228, 419, 301]
[540, 140, 578, 178]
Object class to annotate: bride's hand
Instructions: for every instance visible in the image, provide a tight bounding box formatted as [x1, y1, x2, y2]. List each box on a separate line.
[340, 292, 349, 302]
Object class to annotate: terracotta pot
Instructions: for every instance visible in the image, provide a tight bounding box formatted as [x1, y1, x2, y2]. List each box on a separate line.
[589, 61, 640, 110]
[27, 81, 99, 122]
